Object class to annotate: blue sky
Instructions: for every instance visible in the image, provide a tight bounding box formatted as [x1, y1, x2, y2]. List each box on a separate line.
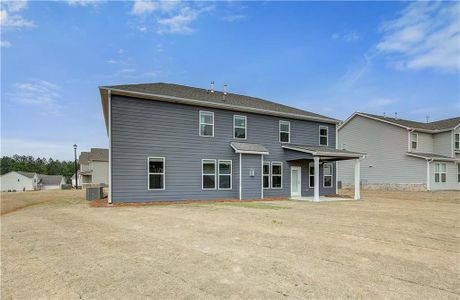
[1, 1, 459, 160]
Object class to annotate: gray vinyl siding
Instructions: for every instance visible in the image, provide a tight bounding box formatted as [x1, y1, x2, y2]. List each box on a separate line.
[413, 132, 433, 153]
[430, 161, 460, 191]
[338, 115, 426, 185]
[241, 154, 262, 199]
[111, 95, 337, 202]
[433, 131, 453, 157]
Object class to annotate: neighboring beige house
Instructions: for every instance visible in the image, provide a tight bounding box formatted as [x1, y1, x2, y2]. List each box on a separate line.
[72, 148, 108, 187]
[338, 113, 460, 191]
[0, 171, 65, 192]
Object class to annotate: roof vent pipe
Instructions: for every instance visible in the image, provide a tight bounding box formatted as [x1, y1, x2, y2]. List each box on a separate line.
[394, 112, 398, 120]
[210, 81, 214, 93]
[224, 84, 228, 95]
[383, 112, 386, 118]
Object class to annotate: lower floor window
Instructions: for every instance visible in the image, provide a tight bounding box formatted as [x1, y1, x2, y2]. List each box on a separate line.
[271, 162, 282, 189]
[148, 157, 165, 190]
[202, 159, 217, 189]
[434, 163, 447, 183]
[309, 163, 314, 187]
[218, 160, 232, 189]
[323, 163, 333, 187]
[458, 164, 460, 183]
[263, 162, 270, 189]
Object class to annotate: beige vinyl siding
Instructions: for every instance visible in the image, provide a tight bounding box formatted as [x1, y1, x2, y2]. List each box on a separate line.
[91, 161, 109, 185]
[338, 115, 426, 185]
[0, 172, 35, 192]
[430, 161, 460, 191]
[412, 132, 433, 153]
[433, 131, 453, 157]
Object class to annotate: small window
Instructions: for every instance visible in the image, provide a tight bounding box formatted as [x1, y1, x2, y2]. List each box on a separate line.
[323, 163, 333, 187]
[309, 162, 315, 188]
[148, 157, 165, 190]
[199, 111, 214, 137]
[233, 115, 247, 139]
[279, 121, 290, 143]
[457, 164, 460, 183]
[218, 160, 232, 189]
[411, 133, 418, 150]
[319, 126, 328, 146]
[202, 159, 216, 189]
[434, 163, 446, 183]
[271, 162, 282, 189]
[455, 134, 459, 150]
[263, 162, 270, 189]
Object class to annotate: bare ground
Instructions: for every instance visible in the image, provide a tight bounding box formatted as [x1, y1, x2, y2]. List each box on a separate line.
[1, 189, 459, 299]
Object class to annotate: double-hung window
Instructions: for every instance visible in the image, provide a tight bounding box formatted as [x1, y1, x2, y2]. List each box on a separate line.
[279, 121, 290, 143]
[411, 133, 418, 150]
[199, 111, 214, 137]
[458, 164, 460, 183]
[202, 159, 216, 189]
[271, 162, 282, 189]
[148, 157, 165, 190]
[323, 163, 333, 187]
[455, 134, 459, 150]
[218, 160, 232, 189]
[434, 163, 446, 183]
[263, 162, 270, 189]
[309, 162, 315, 188]
[233, 115, 247, 139]
[319, 126, 328, 146]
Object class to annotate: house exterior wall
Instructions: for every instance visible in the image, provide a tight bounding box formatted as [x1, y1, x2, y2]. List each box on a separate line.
[413, 132, 433, 153]
[90, 161, 109, 185]
[0, 172, 35, 192]
[429, 161, 460, 191]
[433, 131, 453, 157]
[80, 163, 90, 172]
[241, 154, 262, 199]
[338, 115, 426, 187]
[110, 95, 336, 202]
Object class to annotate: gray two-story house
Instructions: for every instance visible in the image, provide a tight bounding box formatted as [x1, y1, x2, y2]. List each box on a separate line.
[338, 112, 460, 191]
[99, 83, 363, 203]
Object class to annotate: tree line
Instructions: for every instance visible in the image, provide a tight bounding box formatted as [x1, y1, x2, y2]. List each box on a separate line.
[1, 155, 78, 179]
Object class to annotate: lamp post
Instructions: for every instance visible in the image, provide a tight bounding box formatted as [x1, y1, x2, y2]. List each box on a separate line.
[73, 144, 78, 189]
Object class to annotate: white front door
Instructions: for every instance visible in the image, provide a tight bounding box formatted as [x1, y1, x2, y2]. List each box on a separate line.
[291, 166, 301, 197]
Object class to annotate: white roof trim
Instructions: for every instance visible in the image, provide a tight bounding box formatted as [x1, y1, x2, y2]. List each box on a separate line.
[406, 152, 459, 162]
[100, 87, 339, 125]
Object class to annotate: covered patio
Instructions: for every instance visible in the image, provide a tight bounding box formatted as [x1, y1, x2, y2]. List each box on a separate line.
[282, 144, 366, 201]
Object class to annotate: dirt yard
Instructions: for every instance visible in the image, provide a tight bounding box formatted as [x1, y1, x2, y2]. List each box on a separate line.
[1, 189, 459, 299]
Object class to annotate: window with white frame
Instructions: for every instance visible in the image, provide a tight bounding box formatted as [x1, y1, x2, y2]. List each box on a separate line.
[457, 164, 460, 183]
[199, 111, 214, 137]
[202, 159, 216, 189]
[308, 162, 315, 188]
[279, 121, 290, 143]
[148, 157, 165, 190]
[263, 162, 270, 189]
[455, 133, 459, 150]
[434, 163, 446, 183]
[271, 162, 282, 188]
[233, 115, 247, 139]
[323, 163, 333, 187]
[319, 126, 328, 146]
[411, 133, 418, 149]
[218, 160, 232, 189]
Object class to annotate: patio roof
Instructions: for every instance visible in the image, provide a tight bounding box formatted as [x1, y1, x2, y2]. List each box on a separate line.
[406, 152, 460, 162]
[230, 142, 269, 155]
[282, 144, 365, 160]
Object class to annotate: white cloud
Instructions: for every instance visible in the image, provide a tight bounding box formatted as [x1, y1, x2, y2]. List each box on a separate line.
[223, 14, 246, 22]
[157, 6, 199, 34]
[0, 7, 34, 29]
[377, 2, 460, 72]
[4, 0, 28, 12]
[9, 80, 61, 114]
[1, 40, 11, 47]
[332, 31, 360, 42]
[131, 0, 179, 15]
[66, 0, 103, 7]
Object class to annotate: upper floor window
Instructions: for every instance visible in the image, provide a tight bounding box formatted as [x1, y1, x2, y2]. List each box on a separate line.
[199, 111, 214, 137]
[434, 163, 446, 183]
[319, 126, 328, 146]
[455, 133, 459, 150]
[148, 157, 165, 190]
[411, 133, 418, 150]
[233, 115, 247, 139]
[279, 121, 290, 143]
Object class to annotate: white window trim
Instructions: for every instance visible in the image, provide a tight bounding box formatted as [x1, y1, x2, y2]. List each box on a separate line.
[233, 115, 247, 140]
[308, 162, 315, 188]
[323, 163, 333, 188]
[147, 157, 165, 191]
[271, 161, 283, 189]
[199, 110, 214, 137]
[411, 133, 418, 150]
[434, 162, 447, 183]
[202, 159, 217, 190]
[457, 164, 460, 183]
[218, 160, 232, 190]
[319, 126, 328, 146]
[263, 161, 271, 189]
[455, 133, 460, 150]
[279, 121, 290, 143]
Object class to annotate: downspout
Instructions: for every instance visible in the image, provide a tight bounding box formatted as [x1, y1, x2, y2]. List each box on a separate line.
[426, 158, 433, 191]
[108, 90, 112, 204]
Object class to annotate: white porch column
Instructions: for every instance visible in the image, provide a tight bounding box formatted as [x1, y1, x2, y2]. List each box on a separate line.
[314, 157, 320, 202]
[354, 159, 361, 200]
[239, 153, 242, 200]
[426, 160, 431, 191]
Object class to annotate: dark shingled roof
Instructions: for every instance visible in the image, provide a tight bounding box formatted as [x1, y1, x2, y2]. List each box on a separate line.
[282, 144, 365, 159]
[101, 83, 338, 124]
[79, 148, 108, 164]
[359, 113, 460, 132]
[17, 171, 36, 178]
[230, 142, 269, 154]
[38, 175, 65, 186]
